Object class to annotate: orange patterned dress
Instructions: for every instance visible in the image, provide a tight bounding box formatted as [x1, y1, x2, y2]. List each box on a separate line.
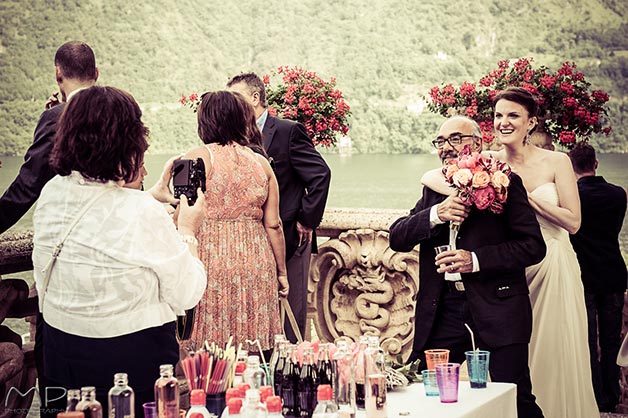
[187, 143, 281, 351]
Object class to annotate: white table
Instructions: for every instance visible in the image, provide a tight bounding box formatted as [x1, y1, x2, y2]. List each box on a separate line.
[356, 382, 517, 418]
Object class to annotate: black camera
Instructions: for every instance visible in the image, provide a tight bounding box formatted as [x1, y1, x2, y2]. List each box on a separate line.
[173, 158, 206, 205]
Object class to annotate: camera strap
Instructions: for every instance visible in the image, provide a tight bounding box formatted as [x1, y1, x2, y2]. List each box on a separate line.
[40, 187, 111, 309]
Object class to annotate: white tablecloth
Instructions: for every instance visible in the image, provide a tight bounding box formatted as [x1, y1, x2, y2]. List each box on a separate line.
[356, 382, 517, 418]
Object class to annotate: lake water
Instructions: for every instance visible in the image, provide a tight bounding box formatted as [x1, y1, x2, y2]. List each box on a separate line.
[2, 153, 628, 252]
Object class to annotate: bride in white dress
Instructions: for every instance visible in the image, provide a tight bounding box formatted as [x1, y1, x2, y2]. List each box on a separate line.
[492, 87, 598, 418]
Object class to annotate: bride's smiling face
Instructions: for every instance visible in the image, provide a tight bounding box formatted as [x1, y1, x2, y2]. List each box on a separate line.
[494, 99, 537, 146]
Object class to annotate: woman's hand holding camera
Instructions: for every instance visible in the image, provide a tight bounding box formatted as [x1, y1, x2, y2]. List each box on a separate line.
[147, 154, 182, 204]
[177, 189, 206, 237]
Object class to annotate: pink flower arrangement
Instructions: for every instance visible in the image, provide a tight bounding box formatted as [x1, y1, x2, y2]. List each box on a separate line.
[264, 66, 351, 147]
[442, 146, 512, 214]
[427, 58, 612, 149]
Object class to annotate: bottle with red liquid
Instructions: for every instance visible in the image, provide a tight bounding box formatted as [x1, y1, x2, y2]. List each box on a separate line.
[269, 335, 287, 388]
[353, 336, 368, 409]
[298, 348, 318, 418]
[76, 386, 103, 418]
[154, 364, 179, 418]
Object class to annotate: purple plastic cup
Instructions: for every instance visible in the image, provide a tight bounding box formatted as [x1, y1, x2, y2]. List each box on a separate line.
[142, 401, 157, 418]
[435, 362, 461, 403]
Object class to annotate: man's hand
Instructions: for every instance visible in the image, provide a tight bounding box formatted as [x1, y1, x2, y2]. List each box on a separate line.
[435, 249, 474, 274]
[278, 274, 290, 298]
[436, 195, 471, 224]
[296, 222, 313, 246]
[45, 91, 62, 110]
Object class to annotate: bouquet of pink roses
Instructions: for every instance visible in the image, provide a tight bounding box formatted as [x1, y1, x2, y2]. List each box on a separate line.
[442, 146, 512, 215]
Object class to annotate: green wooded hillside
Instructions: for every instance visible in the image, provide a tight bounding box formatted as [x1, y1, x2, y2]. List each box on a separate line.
[1, 0, 626, 155]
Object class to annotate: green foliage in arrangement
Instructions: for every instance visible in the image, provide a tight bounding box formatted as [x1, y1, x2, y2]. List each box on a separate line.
[0, 0, 626, 155]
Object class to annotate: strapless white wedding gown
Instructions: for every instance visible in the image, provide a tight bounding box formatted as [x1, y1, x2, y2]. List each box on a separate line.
[526, 183, 599, 418]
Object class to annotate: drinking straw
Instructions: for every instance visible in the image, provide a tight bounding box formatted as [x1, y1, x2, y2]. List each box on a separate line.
[464, 323, 477, 351]
[246, 338, 269, 377]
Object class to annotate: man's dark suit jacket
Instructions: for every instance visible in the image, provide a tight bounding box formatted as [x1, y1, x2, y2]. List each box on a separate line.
[0, 104, 65, 233]
[389, 173, 546, 352]
[570, 176, 627, 294]
[262, 115, 331, 260]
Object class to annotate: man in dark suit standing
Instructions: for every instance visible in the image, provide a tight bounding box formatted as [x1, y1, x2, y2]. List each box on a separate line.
[569, 143, 627, 413]
[227, 73, 331, 342]
[0, 41, 98, 234]
[389, 116, 546, 418]
[0, 41, 97, 418]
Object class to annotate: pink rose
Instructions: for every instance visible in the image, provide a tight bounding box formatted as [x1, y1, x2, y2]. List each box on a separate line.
[457, 152, 481, 170]
[491, 171, 510, 189]
[472, 171, 491, 188]
[452, 168, 473, 188]
[473, 186, 496, 210]
[444, 164, 459, 180]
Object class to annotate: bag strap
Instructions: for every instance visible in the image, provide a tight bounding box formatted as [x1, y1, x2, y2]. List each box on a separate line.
[40, 187, 111, 308]
[280, 298, 304, 343]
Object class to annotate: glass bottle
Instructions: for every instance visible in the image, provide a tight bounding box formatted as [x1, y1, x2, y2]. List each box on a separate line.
[273, 342, 288, 397]
[242, 389, 268, 418]
[154, 364, 180, 418]
[311, 385, 338, 418]
[76, 386, 103, 418]
[353, 336, 368, 409]
[364, 336, 385, 384]
[269, 335, 287, 388]
[316, 344, 333, 386]
[225, 398, 242, 418]
[243, 355, 267, 389]
[332, 340, 356, 418]
[280, 345, 300, 418]
[108, 373, 135, 418]
[298, 348, 318, 418]
[66, 389, 81, 412]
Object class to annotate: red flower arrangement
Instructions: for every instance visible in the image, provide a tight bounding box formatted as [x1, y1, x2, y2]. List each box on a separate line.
[427, 58, 612, 149]
[264, 66, 351, 147]
[442, 145, 512, 215]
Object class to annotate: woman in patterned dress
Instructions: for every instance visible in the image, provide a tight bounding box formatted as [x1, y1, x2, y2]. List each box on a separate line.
[182, 90, 289, 351]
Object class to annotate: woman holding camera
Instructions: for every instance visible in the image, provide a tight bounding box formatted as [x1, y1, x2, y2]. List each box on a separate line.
[32, 86, 207, 417]
[181, 90, 289, 352]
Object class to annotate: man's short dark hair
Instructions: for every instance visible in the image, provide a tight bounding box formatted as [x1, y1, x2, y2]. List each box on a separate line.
[197, 90, 251, 147]
[226, 72, 266, 107]
[569, 142, 597, 174]
[54, 41, 97, 81]
[51, 86, 149, 183]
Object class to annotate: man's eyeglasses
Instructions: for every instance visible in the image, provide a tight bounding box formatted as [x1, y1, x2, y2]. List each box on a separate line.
[431, 134, 477, 149]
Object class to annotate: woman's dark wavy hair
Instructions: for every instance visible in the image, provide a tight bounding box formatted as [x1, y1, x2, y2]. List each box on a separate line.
[197, 90, 251, 147]
[492, 87, 540, 134]
[50, 86, 149, 183]
[232, 91, 268, 157]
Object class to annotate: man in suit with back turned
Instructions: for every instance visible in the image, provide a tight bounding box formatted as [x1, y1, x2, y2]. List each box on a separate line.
[0, 41, 98, 234]
[389, 115, 546, 418]
[569, 142, 627, 413]
[0, 41, 97, 418]
[227, 73, 331, 343]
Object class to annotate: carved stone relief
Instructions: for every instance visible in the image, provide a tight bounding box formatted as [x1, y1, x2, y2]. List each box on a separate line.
[309, 229, 419, 360]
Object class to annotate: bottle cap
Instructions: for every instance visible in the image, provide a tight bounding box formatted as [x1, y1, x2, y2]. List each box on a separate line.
[235, 361, 247, 374]
[317, 384, 333, 401]
[189, 389, 206, 406]
[188, 413, 204, 418]
[57, 412, 84, 418]
[265, 396, 282, 413]
[259, 386, 273, 402]
[227, 398, 243, 414]
[237, 382, 251, 393]
[226, 387, 242, 402]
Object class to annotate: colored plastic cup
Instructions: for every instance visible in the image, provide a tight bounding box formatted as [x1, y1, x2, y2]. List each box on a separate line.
[206, 392, 226, 417]
[424, 349, 450, 370]
[421, 370, 439, 397]
[435, 363, 461, 403]
[465, 350, 490, 389]
[142, 402, 156, 418]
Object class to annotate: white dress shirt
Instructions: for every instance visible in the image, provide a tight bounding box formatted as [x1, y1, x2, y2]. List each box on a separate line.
[32, 172, 206, 338]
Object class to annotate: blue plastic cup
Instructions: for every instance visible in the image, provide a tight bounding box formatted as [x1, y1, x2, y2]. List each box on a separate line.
[422, 369, 439, 397]
[465, 350, 490, 389]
